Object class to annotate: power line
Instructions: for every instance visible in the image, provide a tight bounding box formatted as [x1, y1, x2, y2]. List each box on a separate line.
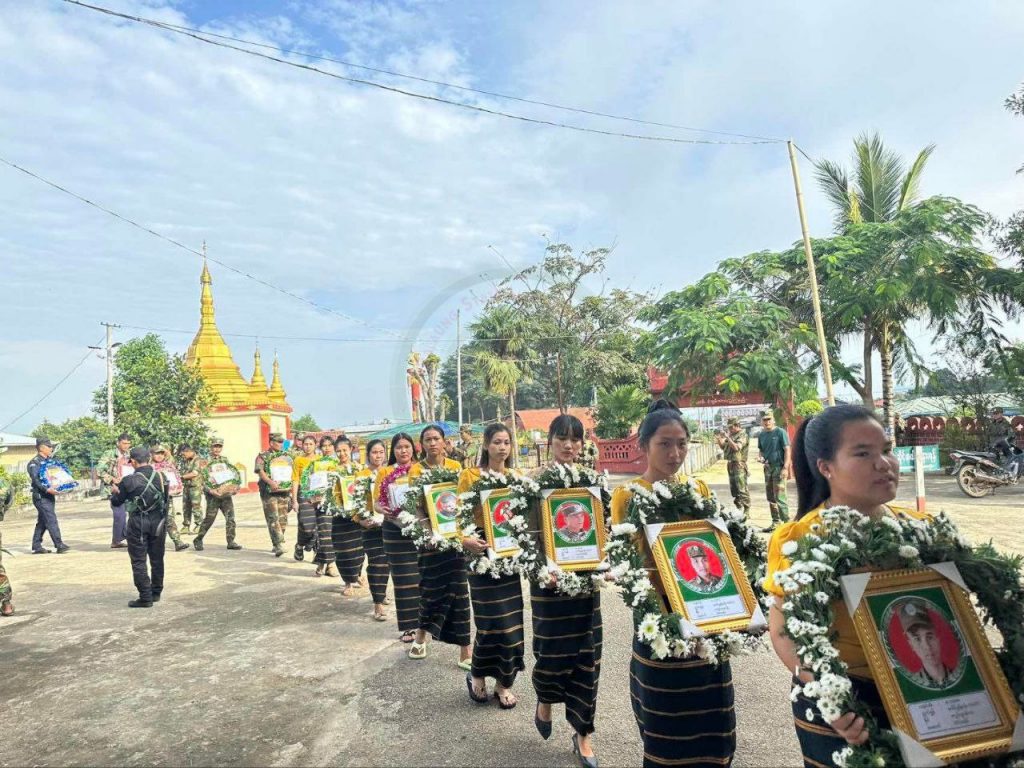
[119, 12, 781, 143]
[0, 156, 404, 339]
[1, 337, 104, 432]
[62, 0, 781, 147]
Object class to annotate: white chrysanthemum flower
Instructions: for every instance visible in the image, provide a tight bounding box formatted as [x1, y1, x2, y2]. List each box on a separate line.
[898, 544, 919, 559]
[637, 614, 659, 641]
[781, 541, 799, 556]
[832, 747, 853, 768]
[650, 633, 671, 659]
[611, 522, 637, 536]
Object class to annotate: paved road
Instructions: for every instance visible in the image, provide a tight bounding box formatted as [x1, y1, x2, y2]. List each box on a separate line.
[1, 466, 1017, 767]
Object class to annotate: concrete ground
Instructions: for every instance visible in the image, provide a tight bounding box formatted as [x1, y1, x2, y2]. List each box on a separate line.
[1, 466, 1019, 767]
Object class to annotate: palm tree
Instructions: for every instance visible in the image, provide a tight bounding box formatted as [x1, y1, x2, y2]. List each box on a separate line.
[814, 133, 934, 433]
[469, 308, 532, 463]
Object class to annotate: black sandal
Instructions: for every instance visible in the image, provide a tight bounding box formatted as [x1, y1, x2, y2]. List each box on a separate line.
[494, 688, 517, 710]
[399, 630, 415, 643]
[466, 673, 489, 704]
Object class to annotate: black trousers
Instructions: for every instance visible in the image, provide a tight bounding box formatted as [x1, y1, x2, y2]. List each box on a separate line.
[127, 512, 166, 601]
[31, 495, 64, 550]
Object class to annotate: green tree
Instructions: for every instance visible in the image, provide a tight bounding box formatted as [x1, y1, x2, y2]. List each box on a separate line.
[292, 413, 320, 433]
[469, 307, 532, 452]
[994, 83, 1024, 266]
[593, 385, 648, 439]
[487, 244, 649, 411]
[92, 334, 211, 449]
[640, 272, 819, 421]
[32, 416, 117, 475]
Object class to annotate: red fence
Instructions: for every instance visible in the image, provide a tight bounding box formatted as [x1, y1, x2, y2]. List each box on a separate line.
[596, 436, 646, 475]
[901, 416, 1024, 447]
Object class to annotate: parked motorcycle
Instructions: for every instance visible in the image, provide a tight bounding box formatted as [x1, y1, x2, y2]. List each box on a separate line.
[948, 438, 1024, 497]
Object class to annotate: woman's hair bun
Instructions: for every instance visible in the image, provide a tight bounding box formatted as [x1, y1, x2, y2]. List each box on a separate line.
[647, 398, 677, 415]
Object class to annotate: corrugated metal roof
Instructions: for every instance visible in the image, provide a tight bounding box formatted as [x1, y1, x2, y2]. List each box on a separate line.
[0, 431, 36, 447]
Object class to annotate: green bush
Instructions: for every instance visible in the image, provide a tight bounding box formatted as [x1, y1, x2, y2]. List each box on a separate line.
[0, 465, 30, 509]
[796, 399, 824, 418]
[938, 420, 984, 467]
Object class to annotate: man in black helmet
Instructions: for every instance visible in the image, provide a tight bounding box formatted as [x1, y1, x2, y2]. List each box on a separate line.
[109, 446, 169, 608]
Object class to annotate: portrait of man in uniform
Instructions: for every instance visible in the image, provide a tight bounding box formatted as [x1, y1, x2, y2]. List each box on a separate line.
[435, 490, 458, 522]
[554, 501, 591, 544]
[889, 597, 963, 690]
[674, 541, 725, 595]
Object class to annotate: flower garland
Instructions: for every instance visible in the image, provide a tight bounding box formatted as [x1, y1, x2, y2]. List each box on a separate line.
[397, 466, 463, 552]
[299, 457, 340, 499]
[606, 478, 767, 664]
[348, 475, 384, 525]
[201, 460, 241, 496]
[775, 506, 1024, 768]
[505, 463, 612, 597]
[455, 468, 520, 578]
[38, 457, 79, 494]
[321, 464, 366, 517]
[259, 449, 294, 492]
[377, 463, 412, 515]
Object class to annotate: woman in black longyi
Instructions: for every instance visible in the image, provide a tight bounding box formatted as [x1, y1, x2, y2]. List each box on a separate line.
[356, 438, 391, 622]
[330, 435, 366, 598]
[530, 414, 602, 768]
[375, 433, 420, 643]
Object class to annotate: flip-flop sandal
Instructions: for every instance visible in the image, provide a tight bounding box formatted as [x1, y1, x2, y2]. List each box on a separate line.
[457, 658, 472, 672]
[466, 673, 489, 704]
[373, 612, 388, 622]
[494, 689, 518, 710]
[399, 630, 415, 643]
[408, 642, 427, 659]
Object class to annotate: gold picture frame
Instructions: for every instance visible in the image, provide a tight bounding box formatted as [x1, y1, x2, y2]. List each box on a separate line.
[647, 519, 760, 635]
[539, 487, 606, 572]
[423, 482, 462, 540]
[331, 474, 359, 512]
[849, 567, 1020, 765]
[480, 488, 519, 558]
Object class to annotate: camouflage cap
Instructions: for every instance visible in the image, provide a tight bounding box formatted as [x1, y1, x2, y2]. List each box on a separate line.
[686, 544, 707, 559]
[268, 432, 284, 442]
[150, 444, 167, 455]
[897, 598, 934, 634]
[760, 410, 775, 420]
[727, 417, 741, 427]
[210, 436, 225, 447]
[560, 502, 586, 518]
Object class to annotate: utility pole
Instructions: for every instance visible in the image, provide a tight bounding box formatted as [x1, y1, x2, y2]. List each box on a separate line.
[100, 323, 121, 426]
[787, 140, 836, 406]
[456, 309, 464, 425]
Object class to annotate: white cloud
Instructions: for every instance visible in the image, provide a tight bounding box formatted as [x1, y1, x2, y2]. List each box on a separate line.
[1, 0, 1022, 431]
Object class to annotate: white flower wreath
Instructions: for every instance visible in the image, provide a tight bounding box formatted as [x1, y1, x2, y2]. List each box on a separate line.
[606, 478, 767, 663]
[455, 468, 520, 578]
[505, 463, 611, 597]
[775, 505, 1024, 768]
[397, 466, 464, 552]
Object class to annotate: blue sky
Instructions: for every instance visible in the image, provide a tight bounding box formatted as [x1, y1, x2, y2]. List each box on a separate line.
[1, 0, 1021, 432]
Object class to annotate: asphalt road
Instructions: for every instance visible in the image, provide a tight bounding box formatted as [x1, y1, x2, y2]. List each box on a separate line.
[1, 465, 1017, 767]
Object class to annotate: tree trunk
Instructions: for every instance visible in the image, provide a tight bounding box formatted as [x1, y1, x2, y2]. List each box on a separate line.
[862, 318, 874, 408]
[879, 324, 896, 439]
[509, 387, 519, 469]
[555, 352, 566, 413]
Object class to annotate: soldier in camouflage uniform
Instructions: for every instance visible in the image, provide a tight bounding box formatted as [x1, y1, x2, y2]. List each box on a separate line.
[193, 437, 242, 551]
[716, 417, 751, 515]
[177, 444, 204, 534]
[151, 445, 189, 552]
[0, 475, 14, 616]
[989, 408, 1015, 455]
[756, 411, 791, 532]
[255, 433, 288, 557]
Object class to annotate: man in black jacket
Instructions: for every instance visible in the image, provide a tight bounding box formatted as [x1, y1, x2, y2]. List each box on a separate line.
[109, 447, 169, 608]
[26, 438, 69, 554]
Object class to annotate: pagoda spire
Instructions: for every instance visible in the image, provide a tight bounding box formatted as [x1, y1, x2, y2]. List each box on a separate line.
[268, 350, 288, 404]
[249, 345, 269, 403]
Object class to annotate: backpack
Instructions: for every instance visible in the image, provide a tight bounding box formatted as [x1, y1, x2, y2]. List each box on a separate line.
[127, 469, 166, 516]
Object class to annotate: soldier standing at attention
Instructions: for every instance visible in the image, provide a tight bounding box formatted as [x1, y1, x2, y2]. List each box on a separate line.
[109, 447, 169, 608]
[150, 445, 189, 552]
[99, 433, 133, 549]
[0, 474, 14, 615]
[715, 417, 751, 516]
[193, 437, 243, 552]
[27, 438, 70, 554]
[255, 433, 288, 557]
[756, 410, 791, 532]
[456, 425, 479, 469]
[177, 444, 204, 534]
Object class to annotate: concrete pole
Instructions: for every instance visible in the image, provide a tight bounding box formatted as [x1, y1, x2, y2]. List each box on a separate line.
[456, 309, 463, 426]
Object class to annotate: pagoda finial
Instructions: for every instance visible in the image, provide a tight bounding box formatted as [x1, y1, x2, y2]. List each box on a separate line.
[269, 349, 288, 404]
[249, 344, 269, 401]
[199, 247, 214, 325]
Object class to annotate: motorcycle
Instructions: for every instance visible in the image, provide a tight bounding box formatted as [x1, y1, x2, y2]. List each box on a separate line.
[948, 438, 1024, 498]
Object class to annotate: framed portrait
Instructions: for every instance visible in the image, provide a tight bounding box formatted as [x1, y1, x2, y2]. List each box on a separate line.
[539, 487, 606, 571]
[480, 488, 519, 557]
[848, 566, 1021, 765]
[646, 519, 761, 635]
[332, 475, 360, 512]
[268, 454, 293, 485]
[387, 480, 412, 512]
[423, 482, 461, 539]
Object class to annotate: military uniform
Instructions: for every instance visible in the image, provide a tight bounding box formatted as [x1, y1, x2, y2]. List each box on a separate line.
[99, 444, 132, 546]
[757, 414, 790, 525]
[255, 434, 289, 556]
[0, 476, 13, 613]
[455, 430, 479, 469]
[151, 446, 188, 552]
[721, 420, 751, 515]
[990, 414, 1015, 457]
[177, 451, 205, 532]
[193, 439, 241, 551]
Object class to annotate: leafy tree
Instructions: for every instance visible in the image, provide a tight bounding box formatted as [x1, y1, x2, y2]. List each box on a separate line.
[796, 399, 824, 418]
[92, 334, 211, 449]
[994, 83, 1024, 266]
[0, 465, 29, 508]
[469, 307, 532, 451]
[593, 385, 648, 439]
[292, 413, 321, 433]
[32, 416, 117, 475]
[487, 244, 650, 411]
[640, 272, 819, 422]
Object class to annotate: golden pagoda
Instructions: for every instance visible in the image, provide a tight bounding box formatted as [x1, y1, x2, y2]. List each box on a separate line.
[185, 254, 253, 407]
[184, 250, 293, 492]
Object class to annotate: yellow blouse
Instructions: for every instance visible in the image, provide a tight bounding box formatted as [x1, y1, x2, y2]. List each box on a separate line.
[408, 458, 462, 479]
[609, 474, 711, 525]
[292, 454, 315, 486]
[764, 503, 930, 679]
